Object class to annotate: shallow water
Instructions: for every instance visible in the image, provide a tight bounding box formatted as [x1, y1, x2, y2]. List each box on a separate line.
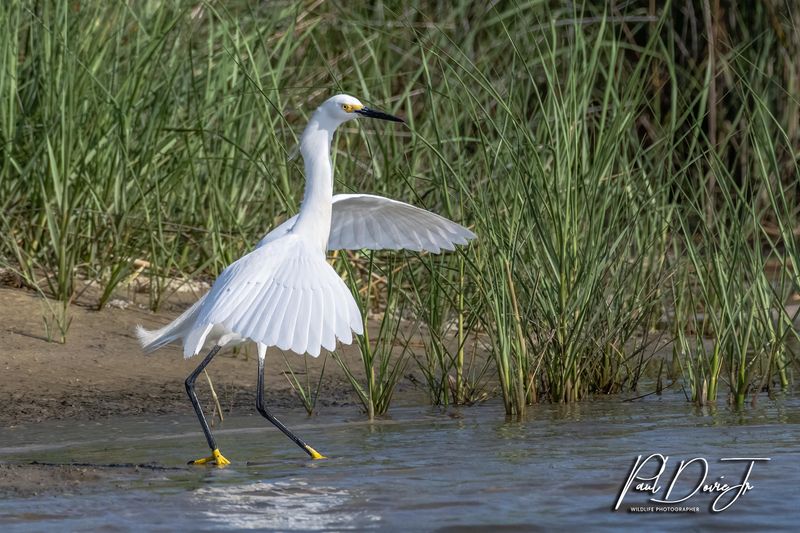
[1, 393, 799, 531]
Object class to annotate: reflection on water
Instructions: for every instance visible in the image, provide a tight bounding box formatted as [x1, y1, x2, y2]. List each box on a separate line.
[1, 392, 799, 531]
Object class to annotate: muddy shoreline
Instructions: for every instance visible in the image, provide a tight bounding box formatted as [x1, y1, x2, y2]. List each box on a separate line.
[0, 462, 182, 498]
[0, 287, 408, 427]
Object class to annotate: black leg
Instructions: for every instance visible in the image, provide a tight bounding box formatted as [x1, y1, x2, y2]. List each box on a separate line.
[256, 354, 326, 459]
[185, 345, 230, 465]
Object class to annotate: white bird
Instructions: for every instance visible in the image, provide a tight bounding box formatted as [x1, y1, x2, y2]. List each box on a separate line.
[136, 94, 475, 466]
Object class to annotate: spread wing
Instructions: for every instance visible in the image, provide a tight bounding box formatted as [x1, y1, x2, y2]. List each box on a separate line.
[256, 194, 475, 252]
[326, 194, 476, 252]
[185, 234, 362, 357]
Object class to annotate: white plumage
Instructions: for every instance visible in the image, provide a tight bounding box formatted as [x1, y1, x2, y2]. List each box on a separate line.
[184, 234, 361, 358]
[258, 194, 475, 253]
[136, 94, 475, 360]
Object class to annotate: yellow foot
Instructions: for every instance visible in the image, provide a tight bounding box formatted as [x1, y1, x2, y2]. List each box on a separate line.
[189, 448, 231, 467]
[304, 445, 327, 460]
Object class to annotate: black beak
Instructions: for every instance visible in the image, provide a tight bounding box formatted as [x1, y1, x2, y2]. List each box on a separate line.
[354, 107, 404, 123]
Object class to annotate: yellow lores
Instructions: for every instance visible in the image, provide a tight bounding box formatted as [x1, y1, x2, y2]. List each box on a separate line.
[340, 103, 363, 113]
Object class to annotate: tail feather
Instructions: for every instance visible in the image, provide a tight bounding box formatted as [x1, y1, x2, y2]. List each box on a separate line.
[136, 296, 206, 353]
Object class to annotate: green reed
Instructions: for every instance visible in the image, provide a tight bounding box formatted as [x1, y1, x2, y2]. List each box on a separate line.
[334, 253, 411, 419]
[1, 1, 797, 413]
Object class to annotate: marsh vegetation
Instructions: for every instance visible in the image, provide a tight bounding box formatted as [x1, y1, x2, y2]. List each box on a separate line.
[1, 1, 798, 416]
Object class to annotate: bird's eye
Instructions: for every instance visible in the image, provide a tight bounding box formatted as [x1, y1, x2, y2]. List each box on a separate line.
[342, 104, 351, 112]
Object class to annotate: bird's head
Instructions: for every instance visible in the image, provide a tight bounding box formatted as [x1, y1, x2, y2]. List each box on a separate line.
[319, 94, 404, 126]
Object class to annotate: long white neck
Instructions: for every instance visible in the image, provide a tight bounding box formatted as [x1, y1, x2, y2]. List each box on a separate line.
[291, 111, 337, 251]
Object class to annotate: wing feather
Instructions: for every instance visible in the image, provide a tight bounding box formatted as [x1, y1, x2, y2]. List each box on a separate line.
[251, 282, 281, 340]
[181, 194, 471, 358]
[320, 284, 337, 352]
[263, 285, 288, 347]
[277, 286, 300, 351]
[306, 285, 324, 357]
[255, 194, 475, 254]
[346, 287, 363, 335]
[396, 214, 425, 251]
[293, 288, 309, 354]
[186, 234, 361, 357]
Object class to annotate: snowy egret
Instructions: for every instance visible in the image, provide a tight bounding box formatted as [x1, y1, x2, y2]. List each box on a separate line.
[137, 94, 475, 466]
